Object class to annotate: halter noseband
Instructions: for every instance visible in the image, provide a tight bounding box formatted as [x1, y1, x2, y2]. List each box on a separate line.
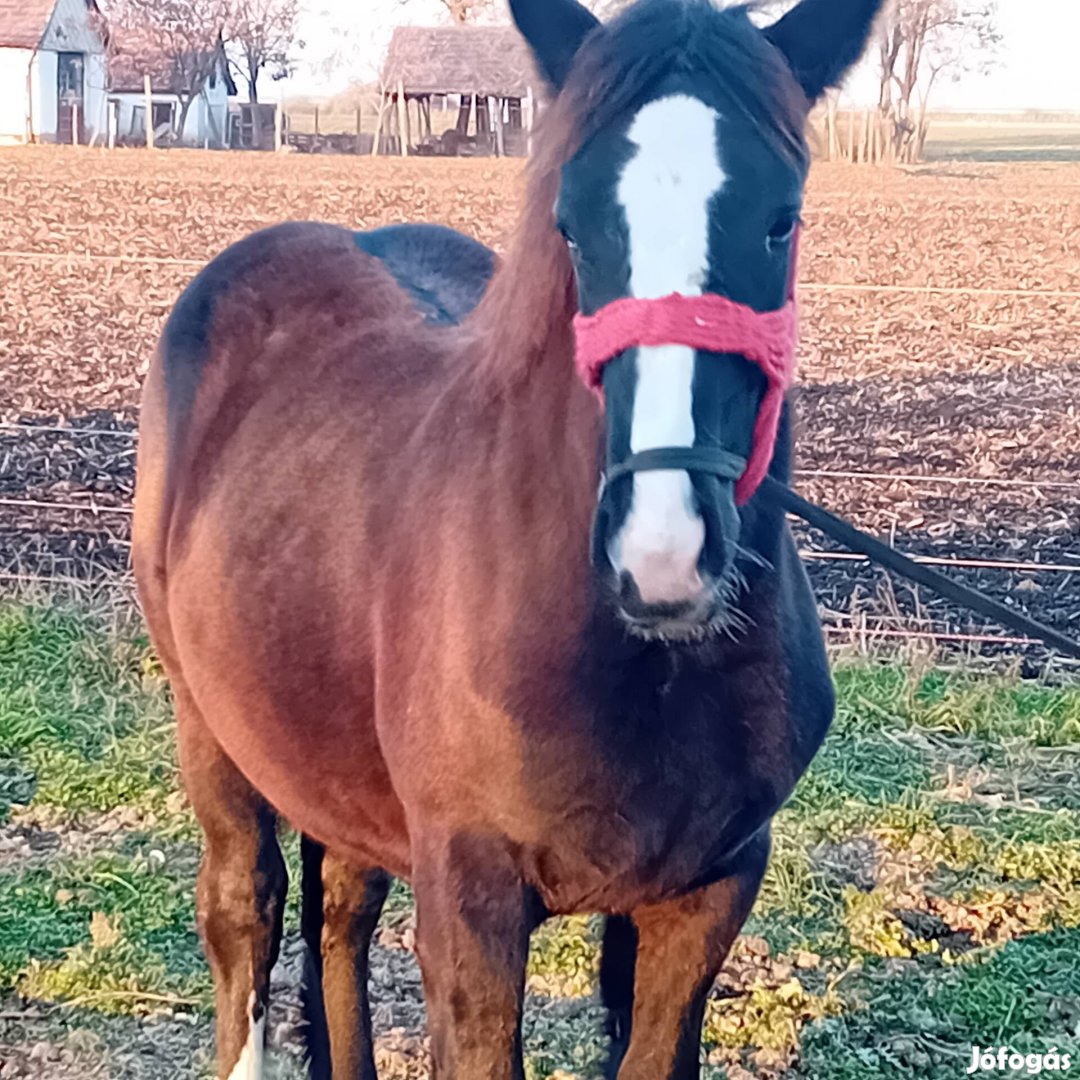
[572, 230, 800, 506]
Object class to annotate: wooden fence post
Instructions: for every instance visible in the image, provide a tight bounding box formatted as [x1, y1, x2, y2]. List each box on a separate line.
[274, 104, 283, 152]
[144, 74, 153, 149]
[524, 86, 535, 156]
[490, 95, 504, 157]
[826, 97, 838, 161]
[371, 93, 385, 156]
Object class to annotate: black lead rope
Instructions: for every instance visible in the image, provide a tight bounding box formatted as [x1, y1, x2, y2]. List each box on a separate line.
[759, 476, 1080, 660]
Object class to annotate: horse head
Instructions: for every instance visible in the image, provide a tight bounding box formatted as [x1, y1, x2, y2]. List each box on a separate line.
[510, 0, 882, 641]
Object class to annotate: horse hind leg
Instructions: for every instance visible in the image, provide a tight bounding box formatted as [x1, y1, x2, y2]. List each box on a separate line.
[299, 837, 332, 1077]
[613, 829, 771, 1080]
[177, 692, 287, 1079]
[600, 915, 637, 1079]
[299, 835, 391, 1079]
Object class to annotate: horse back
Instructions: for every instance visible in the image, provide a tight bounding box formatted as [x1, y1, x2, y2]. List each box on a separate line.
[135, 220, 492, 580]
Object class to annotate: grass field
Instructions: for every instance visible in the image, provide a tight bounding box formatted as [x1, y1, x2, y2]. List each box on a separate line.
[923, 119, 1080, 163]
[1, 143, 1079, 1076]
[2, 589, 1079, 1078]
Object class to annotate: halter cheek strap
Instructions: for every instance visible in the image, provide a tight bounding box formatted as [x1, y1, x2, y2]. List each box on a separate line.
[572, 231, 800, 505]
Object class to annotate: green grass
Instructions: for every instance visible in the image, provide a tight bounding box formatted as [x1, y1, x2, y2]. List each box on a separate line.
[1, 590, 1079, 1077]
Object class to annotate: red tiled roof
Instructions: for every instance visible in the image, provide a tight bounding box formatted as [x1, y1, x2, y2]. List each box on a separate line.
[0, 0, 57, 48]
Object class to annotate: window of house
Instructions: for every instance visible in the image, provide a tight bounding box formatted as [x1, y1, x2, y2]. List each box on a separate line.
[152, 102, 175, 130]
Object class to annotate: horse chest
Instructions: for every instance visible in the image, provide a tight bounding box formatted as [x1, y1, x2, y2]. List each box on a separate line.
[485, 716, 786, 912]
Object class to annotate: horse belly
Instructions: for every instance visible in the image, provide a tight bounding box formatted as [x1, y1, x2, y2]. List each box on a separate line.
[166, 520, 411, 876]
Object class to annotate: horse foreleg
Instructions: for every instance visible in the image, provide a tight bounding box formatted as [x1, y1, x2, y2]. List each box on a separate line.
[412, 831, 531, 1080]
[300, 834, 390, 1080]
[177, 695, 287, 1080]
[614, 829, 771, 1080]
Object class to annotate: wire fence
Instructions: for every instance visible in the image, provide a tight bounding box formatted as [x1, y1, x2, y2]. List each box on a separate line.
[5, 246, 1080, 301]
[3, 487, 1077, 576]
[4, 423, 1079, 494]
[1, 275, 1077, 662]
[2, 491, 1076, 662]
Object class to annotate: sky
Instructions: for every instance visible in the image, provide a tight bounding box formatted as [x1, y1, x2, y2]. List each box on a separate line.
[282, 0, 1080, 111]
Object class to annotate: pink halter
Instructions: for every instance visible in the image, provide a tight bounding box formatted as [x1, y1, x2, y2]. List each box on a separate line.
[572, 231, 800, 505]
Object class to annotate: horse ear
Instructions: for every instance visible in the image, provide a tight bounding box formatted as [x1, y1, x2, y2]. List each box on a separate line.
[510, 0, 601, 90]
[764, 0, 886, 103]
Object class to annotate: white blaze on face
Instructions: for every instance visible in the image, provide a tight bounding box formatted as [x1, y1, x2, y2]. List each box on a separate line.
[609, 95, 727, 605]
[226, 995, 265, 1080]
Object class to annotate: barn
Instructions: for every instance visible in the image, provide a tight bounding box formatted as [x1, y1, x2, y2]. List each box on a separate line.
[106, 35, 236, 148]
[378, 25, 538, 157]
[0, 0, 107, 145]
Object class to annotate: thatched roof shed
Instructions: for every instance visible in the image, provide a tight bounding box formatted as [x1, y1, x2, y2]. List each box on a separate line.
[381, 25, 537, 99]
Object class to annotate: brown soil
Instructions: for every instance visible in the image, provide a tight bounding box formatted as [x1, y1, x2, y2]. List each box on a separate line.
[2, 148, 1079, 663]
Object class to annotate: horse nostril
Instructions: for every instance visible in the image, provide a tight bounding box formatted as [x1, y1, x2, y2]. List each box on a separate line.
[617, 570, 701, 619]
[617, 571, 640, 605]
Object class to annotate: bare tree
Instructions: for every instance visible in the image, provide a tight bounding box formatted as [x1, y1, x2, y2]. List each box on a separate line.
[438, 0, 491, 21]
[395, 0, 493, 24]
[107, 0, 231, 141]
[227, 0, 302, 102]
[877, 0, 1000, 161]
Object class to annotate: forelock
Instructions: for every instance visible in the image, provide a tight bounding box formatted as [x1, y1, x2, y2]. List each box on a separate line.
[538, 0, 809, 170]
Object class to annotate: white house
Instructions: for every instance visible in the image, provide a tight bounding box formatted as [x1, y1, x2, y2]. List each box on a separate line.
[0, 0, 107, 145]
[107, 35, 236, 148]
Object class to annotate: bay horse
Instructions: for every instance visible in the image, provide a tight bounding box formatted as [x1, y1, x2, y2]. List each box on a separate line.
[133, 0, 884, 1076]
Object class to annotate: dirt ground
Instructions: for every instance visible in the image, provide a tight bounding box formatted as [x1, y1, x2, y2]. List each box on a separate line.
[2, 147, 1078, 665]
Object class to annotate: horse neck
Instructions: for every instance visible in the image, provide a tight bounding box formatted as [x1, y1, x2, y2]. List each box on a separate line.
[462, 163, 599, 481]
[438, 168, 602, 616]
[468, 159, 578, 381]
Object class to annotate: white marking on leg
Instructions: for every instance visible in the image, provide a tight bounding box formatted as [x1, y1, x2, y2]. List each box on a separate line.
[226, 993, 265, 1080]
[610, 95, 727, 604]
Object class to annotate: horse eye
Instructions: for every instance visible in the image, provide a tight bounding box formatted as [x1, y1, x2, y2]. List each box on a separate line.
[558, 223, 579, 251]
[767, 216, 798, 246]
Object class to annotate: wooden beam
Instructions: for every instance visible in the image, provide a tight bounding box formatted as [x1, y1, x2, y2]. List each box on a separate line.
[524, 86, 535, 156]
[397, 81, 409, 157]
[490, 95, 504, 157]
[144, 74, 153, 150]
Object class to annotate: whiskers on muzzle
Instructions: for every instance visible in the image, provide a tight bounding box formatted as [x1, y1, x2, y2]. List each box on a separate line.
[617, 551, 761, 644]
